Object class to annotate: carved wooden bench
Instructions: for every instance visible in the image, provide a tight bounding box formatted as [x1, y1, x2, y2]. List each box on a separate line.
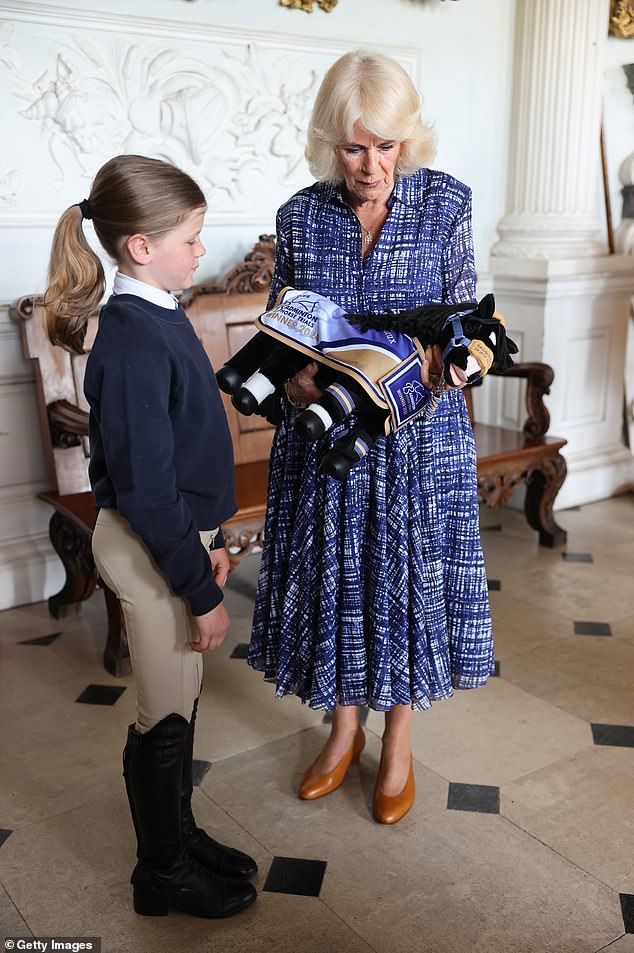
[13, 237, 567, 676]
[466, 363, 568, 547]
[11, 236, 276, 676]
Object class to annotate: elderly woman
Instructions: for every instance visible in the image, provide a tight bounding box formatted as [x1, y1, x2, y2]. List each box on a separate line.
[248, 49, 493, 824]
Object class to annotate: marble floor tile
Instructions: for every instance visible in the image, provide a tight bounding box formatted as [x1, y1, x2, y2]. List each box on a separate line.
[595, 937, 634, 952]
[320, 810, 622, 953]
[367, 677, 592, 786]
[130, 893, 375, 953]
[0, 882, 32, 937]
[0, 790, 265, 947]
[501, 636, 634, 725]
[2, 494, 633, 953]
[203, 727, 449, 854]
[502, 746, 634, 893]
[487, 591, 573, 660]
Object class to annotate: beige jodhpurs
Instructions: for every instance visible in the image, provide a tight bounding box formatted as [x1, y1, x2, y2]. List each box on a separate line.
[92, 507, 215, 734]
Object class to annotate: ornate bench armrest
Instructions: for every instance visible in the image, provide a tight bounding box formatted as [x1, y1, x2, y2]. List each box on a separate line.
[48, 399, 90, 448]
[491, 361, 554, 442]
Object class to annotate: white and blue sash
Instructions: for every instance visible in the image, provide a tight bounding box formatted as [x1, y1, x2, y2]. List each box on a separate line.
[257, 287, 433, 432]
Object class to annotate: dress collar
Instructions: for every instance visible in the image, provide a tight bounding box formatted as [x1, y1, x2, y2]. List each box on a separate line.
[112, 272, 180, 310]
[322, 169, 429, 212]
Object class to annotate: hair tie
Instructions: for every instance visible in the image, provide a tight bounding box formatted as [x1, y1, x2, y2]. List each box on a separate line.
[78, 199, 93, 221]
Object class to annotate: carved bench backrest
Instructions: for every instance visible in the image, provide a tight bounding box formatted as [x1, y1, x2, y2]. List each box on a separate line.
[13, 297, 97, 495]
[182, 234, 276, 466]
[12, 234, 277, 495]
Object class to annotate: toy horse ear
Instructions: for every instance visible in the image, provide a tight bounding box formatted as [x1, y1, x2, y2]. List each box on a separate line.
[478, 294, 496, 319]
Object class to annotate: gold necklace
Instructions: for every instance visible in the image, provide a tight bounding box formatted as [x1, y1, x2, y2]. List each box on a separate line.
[364, 227, 373, 245]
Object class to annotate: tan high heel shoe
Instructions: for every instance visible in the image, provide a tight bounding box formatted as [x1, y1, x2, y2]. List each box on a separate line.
[373, 753, 415, 824]
[298, 725, 365, 800]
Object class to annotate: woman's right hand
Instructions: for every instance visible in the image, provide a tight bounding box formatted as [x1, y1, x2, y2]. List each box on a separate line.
[190, 601, 230, 653]
[286, 361, 323, 404]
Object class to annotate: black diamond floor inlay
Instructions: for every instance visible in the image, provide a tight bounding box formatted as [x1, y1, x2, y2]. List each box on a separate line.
[481, 523, 503, 533]
[19, 631, 61, 646]
[323, 706, 369, 726]
[487, 579, 501, 592]
[263, 856, 327, 897]
[230, 643, 250, 659]
[621, 894, 634, 933]
[493, 660, 500, 677]
[574, 621, 612, 637]
[591, 724, 634, 748]
[447, 782, 500, 814]
[76, 684, 127, 705]
[562, 552, 593, 563]
[192, 759, 212, 786]
[0, 829, 12, 848]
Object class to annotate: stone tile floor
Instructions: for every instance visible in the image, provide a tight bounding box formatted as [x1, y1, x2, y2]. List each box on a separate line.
[1, 495, 633, 952]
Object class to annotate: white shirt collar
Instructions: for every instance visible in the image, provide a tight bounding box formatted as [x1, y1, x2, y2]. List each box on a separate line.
[112, 272, 179, 310]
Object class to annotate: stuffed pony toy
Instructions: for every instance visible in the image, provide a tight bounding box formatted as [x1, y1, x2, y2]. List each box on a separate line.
[216, 288, 517, 480]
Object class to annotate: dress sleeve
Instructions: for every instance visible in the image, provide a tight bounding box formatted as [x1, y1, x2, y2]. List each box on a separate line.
[267, 206, 294, 309]
[441, 187, 476, 304]
[96, 328, 223, 616]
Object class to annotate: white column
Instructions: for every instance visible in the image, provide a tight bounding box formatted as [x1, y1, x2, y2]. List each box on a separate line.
[492, 0, 607, 262]
[488, 0, 634, 508]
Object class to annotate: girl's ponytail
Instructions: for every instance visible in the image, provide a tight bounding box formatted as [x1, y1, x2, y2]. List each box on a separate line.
[42, 203, 105, 355]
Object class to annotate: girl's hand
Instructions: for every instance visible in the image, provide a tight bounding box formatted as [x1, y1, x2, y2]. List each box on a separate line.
[210, 546, 230, 587]
[190, 602, 230, 653]
[286, 362, 322, 404]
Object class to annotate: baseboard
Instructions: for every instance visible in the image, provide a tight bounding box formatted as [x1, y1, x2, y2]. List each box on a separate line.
[0, 533, 64, 611]
[554, 445, 634, 510]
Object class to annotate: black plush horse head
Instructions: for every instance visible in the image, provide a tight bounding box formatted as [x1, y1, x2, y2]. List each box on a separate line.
[349, 294, 518, 387]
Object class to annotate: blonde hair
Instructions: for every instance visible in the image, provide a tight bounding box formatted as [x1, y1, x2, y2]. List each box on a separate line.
[306, 49, 436, 183]
[42, 155, 206, 354]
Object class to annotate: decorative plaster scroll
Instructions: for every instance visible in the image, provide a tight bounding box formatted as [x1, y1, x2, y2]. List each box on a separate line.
[0, 157, 23, 204]
[280, 0, 338, 10]
[609, 0, 634, 37]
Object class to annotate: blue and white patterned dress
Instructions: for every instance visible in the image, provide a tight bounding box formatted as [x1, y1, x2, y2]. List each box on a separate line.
[248, 168, 494, 711]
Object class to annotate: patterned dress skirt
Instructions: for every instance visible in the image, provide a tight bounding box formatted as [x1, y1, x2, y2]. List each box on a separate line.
[248, 388, 494, 711]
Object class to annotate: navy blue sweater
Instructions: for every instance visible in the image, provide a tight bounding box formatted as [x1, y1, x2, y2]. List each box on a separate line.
[84, 294, 237, 615]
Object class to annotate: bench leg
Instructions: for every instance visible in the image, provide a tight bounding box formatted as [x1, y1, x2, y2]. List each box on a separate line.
[102, 582, 132, 677]
[524, 452, 568, 548]
[48, 511, 97, 617]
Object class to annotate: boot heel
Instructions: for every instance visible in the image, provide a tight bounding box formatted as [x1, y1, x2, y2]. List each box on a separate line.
[133, 882, 169, 916]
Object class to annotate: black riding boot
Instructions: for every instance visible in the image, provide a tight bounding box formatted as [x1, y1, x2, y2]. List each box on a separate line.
[122, 715, 256, 918]
[182, 699, 258, 881]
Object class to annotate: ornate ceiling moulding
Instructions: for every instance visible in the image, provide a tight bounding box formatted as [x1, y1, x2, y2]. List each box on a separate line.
[609, 0, 634, 38]
[280, 0, 338, 11]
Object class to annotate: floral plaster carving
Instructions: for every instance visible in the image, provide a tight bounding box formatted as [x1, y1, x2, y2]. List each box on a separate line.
[0, 158, 23, 204]
[3, 31, 318, 210]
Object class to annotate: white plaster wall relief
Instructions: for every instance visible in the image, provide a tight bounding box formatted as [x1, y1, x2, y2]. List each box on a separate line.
[0, 157, 23, 204]
[0, 15, 344, 220]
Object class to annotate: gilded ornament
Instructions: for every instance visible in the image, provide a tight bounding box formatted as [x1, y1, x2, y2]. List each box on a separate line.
[609, 0, 634, 38]
[280, 0, 338, 11]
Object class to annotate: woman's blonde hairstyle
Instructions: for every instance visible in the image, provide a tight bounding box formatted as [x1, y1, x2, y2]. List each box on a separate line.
[306, 49, 436, 184]
[42, 155, 206, 354]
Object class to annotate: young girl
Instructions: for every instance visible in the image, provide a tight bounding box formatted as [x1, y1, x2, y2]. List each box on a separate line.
[43, 155, 257, 919]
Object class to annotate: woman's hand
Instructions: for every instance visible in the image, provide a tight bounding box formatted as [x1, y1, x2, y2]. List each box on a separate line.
[422, 345, 467, 391]
[285, 361, 323, 404]
[190, 602, 230, 653]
